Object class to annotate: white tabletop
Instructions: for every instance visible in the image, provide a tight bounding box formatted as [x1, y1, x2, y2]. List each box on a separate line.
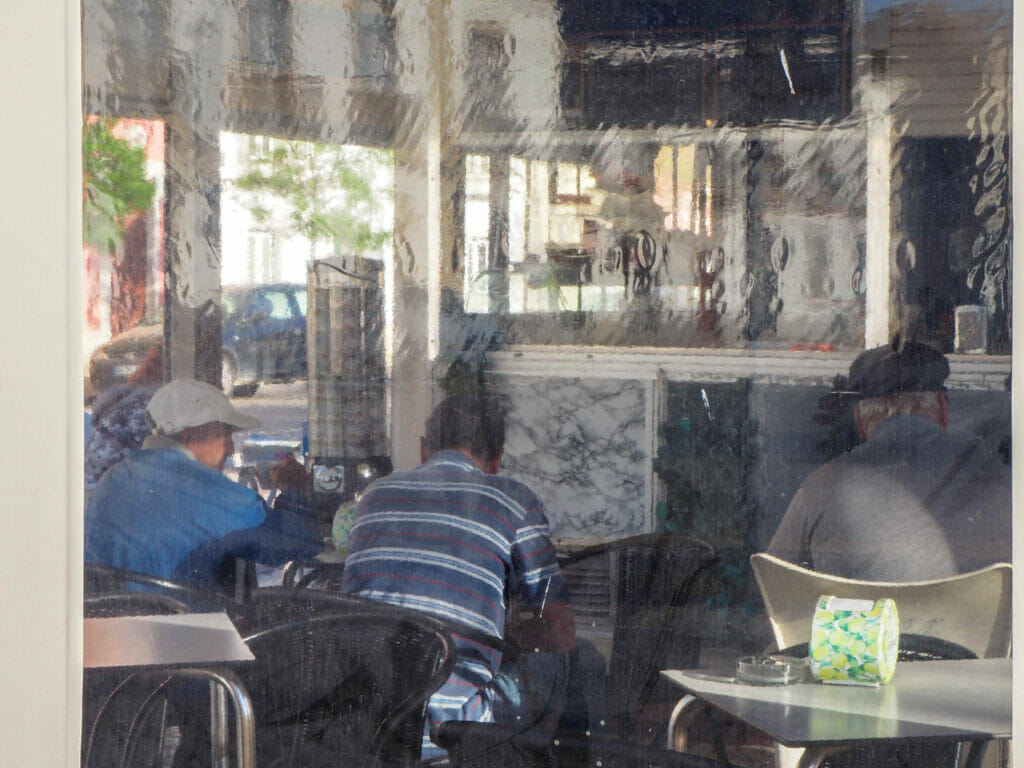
[663, 658, 1011, 748]
[84, 611, 255, 670]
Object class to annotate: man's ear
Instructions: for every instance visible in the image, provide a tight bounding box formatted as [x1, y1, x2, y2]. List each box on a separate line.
[484, 450, 504, 475]
[853, 402, 869, 441]
[937, 392, 950, 432]
[420, 436, 431, 465]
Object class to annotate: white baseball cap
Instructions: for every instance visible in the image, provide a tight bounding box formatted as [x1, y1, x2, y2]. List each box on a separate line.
[146, 378, 260, 434]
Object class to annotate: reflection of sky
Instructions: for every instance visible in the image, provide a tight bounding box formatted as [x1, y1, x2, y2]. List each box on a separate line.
[863, 0, 1008, 14]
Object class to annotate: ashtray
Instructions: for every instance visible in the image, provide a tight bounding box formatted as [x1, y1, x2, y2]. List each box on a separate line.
[735, 654, 808, 686]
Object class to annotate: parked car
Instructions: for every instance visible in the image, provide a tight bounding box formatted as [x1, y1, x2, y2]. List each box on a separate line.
[88, 282, 308, 397]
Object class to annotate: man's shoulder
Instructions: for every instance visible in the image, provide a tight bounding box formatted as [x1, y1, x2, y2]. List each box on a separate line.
[365, 459, 545, 518]
[100, 446, 263, 504]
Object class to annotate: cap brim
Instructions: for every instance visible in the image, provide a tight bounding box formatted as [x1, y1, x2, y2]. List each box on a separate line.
[222, 411, 261, 431]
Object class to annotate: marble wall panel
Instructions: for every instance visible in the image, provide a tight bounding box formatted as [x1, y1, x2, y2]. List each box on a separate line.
[492, 374, 650, 539]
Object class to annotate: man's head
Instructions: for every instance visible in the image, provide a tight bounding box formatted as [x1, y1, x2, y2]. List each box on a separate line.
[421, 393, 506, 474]
[146, 379, 260, 470]
[842, 340, 950, 439]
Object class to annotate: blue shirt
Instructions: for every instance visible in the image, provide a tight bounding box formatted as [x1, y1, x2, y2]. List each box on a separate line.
[85, 444, 321, 592]
[340, 450, 566, 755]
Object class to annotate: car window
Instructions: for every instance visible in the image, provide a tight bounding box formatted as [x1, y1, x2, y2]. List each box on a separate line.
[264, 290, 293, 319]
[293, 289, 307, 318]
[221, 291, 243, 316]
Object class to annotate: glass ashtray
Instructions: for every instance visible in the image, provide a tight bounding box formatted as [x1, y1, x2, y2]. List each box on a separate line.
[735, 654, 808, 686]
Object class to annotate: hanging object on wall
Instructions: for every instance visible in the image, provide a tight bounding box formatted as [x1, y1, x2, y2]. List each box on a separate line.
[696, 246, 726, 334]
[612, 229, 657, 299]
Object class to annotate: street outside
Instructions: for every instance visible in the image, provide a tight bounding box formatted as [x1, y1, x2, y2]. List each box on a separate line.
[228, 380, 309, 479]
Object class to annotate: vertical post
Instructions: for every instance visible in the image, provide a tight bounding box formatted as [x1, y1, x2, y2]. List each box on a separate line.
[863, 85, 894, 348]
[487, 153, 511, 315]
[163, 3, 227, 386]
[388, 0, 460, 469]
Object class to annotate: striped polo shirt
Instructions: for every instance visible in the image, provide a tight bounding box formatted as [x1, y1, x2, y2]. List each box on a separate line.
[339, 449, 566, 755]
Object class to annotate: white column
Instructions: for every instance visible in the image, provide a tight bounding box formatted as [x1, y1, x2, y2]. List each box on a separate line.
[863, 84, 894, 349]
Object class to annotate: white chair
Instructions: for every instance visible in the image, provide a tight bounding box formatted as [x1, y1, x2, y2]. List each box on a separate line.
[749, 553, 1012, 660]
[749, 553, 1012, 768]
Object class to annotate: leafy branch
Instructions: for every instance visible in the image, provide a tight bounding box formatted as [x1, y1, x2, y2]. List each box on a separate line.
[82, 119, 156, 253]
[231, 139, 392, 258]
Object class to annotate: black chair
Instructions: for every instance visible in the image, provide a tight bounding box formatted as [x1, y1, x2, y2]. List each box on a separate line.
[432, 720, 737, 768]
[84, 562, 248, 620]
[560, 533, 718, 743]
[84, 591, 189, 618]
[281, 558, 347, 590]
[233, 584, 389, 635]
[83, 671, 183, 768]
[82, 590, 190, 768]
[237, 608, 456, 768]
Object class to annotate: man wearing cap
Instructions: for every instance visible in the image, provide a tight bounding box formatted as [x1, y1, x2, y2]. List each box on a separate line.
[768, 339, 1010, 581]
[85, 378, 323, 592]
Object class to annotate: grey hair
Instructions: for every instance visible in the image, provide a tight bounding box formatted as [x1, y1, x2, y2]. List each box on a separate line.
[854, 391, 946, 437]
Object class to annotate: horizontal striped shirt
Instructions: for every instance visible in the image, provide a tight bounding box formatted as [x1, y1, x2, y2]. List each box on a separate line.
[339, 450, 566, 756]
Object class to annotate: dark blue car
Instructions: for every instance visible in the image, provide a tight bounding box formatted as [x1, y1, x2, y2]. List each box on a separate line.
[220, 283, 307, 396]
[88, 282, 307, 398]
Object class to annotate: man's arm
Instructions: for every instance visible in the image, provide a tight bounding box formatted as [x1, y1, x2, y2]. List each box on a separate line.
[172, 496, 325, 591]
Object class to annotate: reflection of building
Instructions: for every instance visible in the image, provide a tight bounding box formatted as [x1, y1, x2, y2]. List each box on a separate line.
[83, 118, 165, 357]
[219, 132, 395, 287]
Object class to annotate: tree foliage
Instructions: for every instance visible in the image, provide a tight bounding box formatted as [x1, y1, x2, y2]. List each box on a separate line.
[82, 119, 156, 253]
[231, 138, 392, 257]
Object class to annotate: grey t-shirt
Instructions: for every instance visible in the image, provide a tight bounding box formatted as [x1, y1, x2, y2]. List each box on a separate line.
[768, 414, 1010, 581]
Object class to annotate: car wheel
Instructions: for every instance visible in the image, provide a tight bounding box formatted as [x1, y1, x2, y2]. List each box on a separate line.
[221, 353, 238, 396]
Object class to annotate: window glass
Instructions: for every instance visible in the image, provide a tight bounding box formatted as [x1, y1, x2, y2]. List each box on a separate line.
[81, 0, 1012, 762]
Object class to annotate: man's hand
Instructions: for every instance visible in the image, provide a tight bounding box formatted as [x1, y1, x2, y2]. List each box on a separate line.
[507, 601, 576, 654]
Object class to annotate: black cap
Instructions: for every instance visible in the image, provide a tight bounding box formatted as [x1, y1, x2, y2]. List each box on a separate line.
[841, 339, 950, 399]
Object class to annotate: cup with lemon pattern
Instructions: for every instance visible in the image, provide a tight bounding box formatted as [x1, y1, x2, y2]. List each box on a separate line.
[809, 595, 899, 685]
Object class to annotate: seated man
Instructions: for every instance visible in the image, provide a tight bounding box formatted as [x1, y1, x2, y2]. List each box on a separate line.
[768, 339, 1010, 580]
[85, 378, 323, 594]
[341, 394, 602, 758]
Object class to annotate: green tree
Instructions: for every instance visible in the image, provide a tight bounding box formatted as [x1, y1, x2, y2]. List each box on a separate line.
[82, 118, 156, 253]
[231, 138, 392, 260]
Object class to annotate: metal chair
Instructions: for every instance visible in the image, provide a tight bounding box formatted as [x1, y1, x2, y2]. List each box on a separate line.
[432, 720, 737, 768]
[82, 590, 190, 768]
[84, 591, 189, 618]
[231, 584, 374, 635]
[560, 533, 718, 743]
[238, 608, 456, 767]
[84, 562, 248, 620]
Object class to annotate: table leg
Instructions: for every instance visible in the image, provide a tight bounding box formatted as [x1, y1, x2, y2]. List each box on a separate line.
[176, 668, 257, 768]
[210, 679, 229, 768]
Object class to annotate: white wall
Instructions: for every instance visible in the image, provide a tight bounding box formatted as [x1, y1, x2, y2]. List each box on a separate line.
[0, 0, 82, 765]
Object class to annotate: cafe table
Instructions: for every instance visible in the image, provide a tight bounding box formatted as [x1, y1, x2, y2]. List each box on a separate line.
[84, 612, 258, 768]
[662, 658, 1011, 768]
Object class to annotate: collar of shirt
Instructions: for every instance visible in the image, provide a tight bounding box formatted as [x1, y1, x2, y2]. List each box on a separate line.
[425, 449, 483, 473]
[869, 413, 943, 444]
[141, 433, 198, 461]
